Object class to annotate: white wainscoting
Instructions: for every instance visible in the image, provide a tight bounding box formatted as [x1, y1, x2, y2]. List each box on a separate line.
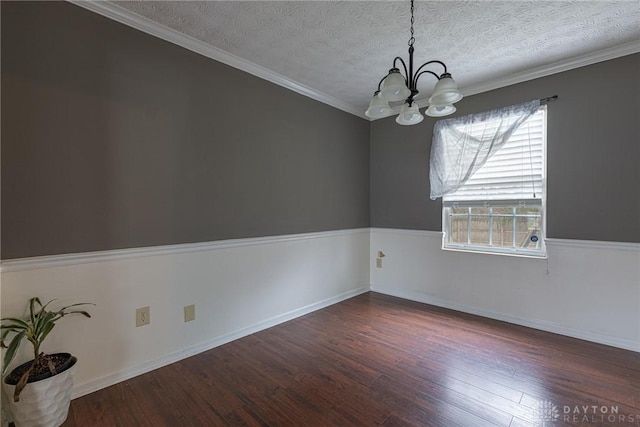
[370, 228, 640, 352]
[0, 229, 370, 399]
[2, 227, 637, 400]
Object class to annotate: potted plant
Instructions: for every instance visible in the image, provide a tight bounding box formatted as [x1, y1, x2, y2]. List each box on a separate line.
[1, 297, 93, 427]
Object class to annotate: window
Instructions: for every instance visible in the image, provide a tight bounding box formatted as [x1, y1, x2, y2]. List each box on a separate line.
[441, 107, 546, 257]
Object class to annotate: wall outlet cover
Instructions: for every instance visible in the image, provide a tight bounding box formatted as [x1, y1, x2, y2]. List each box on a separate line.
[136, 306, 150, 327]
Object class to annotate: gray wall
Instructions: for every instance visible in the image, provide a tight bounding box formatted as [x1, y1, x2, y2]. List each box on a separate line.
[1, 2, 370, 259]
[371, 53, 640, 243]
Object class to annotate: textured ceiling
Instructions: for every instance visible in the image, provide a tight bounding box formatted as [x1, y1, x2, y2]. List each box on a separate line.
[108, 1, 640, 116]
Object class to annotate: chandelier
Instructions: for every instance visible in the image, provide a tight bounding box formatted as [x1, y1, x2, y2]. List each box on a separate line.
[365, 0, 463, 125]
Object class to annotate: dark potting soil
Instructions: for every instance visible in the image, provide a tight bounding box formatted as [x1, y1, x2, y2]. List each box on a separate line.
[5, 353, 74, 385]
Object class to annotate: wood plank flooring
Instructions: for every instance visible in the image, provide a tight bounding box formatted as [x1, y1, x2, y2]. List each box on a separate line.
[63, 292, 640, 426]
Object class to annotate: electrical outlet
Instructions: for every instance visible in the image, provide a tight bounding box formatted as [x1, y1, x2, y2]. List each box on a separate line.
[184, 304, 195, 323]
[136, 306, 150, 327]
[376, 258, 382, 268]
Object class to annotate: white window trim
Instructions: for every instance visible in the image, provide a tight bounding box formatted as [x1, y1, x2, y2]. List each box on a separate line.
[441, 106, 547, 258]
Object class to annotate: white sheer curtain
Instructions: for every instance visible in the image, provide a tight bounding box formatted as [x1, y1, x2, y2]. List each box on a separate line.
[429, 100, 540, 200]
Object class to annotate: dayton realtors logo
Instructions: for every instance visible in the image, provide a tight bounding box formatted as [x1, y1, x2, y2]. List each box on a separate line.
[534, 401, 640, 425]
[534, 400, 560, 426]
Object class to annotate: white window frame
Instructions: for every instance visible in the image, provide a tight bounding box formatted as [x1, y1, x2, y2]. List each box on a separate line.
[442, 107, 547, 258]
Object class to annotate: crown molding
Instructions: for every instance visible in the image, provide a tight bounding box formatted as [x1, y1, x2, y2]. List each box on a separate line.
[67, 1, 638, 123]
[67, 0, 367, 120]
[459, 39, 640, 100]
[394, 39, 640, 118]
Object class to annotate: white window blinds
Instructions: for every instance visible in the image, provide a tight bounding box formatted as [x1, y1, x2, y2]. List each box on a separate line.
[444, 108, 545, 204]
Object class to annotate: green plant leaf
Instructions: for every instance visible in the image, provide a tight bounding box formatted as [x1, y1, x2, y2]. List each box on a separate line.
[1, 325, 26, 333]
[58, 302, 95, 311]
[1, 327, 23, 345]
[2, 330, 25, 375]
[37, 298, 54, 310]
[0, 318, 30, 329]
[37, 321, 56, 346]
[29, 297, 42, 325]
[0, 328, 21, 349]
[36, 310, 56, 326]
[63, 310, 92, 318]
[33, 311, 56, 340]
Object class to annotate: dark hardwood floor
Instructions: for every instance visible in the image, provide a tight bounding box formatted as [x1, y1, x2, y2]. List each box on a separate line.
[64, 292, 640, 426]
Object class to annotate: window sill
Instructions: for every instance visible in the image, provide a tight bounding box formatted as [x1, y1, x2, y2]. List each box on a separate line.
[442, 245, 548, 259]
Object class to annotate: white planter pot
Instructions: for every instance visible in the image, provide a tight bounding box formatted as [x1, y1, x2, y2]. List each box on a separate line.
[2, 358, 77, 427]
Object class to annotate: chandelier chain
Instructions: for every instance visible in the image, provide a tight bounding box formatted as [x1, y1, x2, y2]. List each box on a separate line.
[408, 0, 415, 47]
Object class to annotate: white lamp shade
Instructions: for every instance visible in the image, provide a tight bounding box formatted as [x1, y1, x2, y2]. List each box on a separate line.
[426, 104, 456, 117]
[428, 75, 463, 106]
[364, 92, 392, 118]
[380, 70, 411, 102]
[395, 103, 424, 125]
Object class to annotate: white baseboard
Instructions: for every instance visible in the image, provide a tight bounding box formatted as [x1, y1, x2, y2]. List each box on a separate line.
[72, 286, 369, 399]
[371, 285, 640, 353]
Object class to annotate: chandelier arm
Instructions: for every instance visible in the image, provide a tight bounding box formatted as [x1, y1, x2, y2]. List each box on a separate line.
[392, 57, 409, 84]
[413, 70, 440, 90]
[412, 60, 447, 84]
[375, 75, 388, 92]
